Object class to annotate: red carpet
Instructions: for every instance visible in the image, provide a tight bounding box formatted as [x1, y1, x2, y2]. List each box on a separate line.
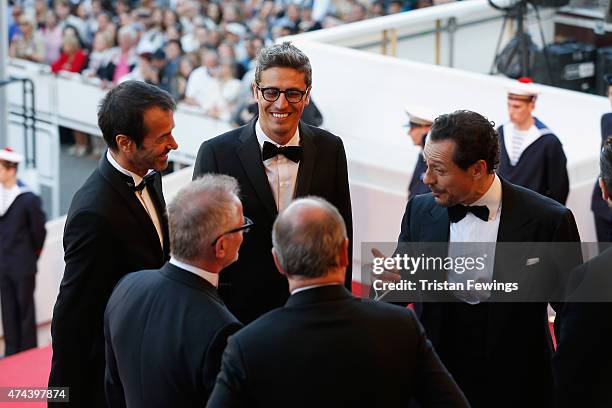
[0, 345, 51, 408]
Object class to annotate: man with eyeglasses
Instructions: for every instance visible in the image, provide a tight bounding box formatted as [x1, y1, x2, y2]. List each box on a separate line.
[104, 174, 244, 407]
[193, 41, 352, 324]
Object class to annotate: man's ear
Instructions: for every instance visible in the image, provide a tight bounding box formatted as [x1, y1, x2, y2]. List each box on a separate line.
[272, 248, 285, 276]
[115, 134, 133, 153]
[600, 177, 610, 201]
[471, 159, 488, 180]
[304, 87, 311, 106]
[213, 236, 227, 259]
[252, 82, 259, 101]
[337, 239, 349, 268]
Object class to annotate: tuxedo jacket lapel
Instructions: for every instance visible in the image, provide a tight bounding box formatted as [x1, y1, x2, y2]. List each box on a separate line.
[427, 204, 450, 242]
[294, 122, 316, 199]
[237, 121, 278, 220]
[98, 156, 164, 259]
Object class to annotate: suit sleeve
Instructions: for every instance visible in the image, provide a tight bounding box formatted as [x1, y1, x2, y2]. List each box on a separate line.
[26, 194, 47, 256]
[49, 211, 116, 398]
[552, 302, 599, 408]
[104, 308, 126, 408]
[334, 139, 353, 291]
[601, 113, 612, 142]
[207, 335, 253, 408]
[546, 138, 569, 205]
[193, 140, 219, 180]
[398, 198, 414, 243]
[202, 322, 243, 400]
[369, 199, 415, 304]
[550, 208, 582, 330]
[411, 310, 470, 407]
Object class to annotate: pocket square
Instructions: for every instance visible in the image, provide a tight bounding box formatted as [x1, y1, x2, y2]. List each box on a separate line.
[526, 258, 540, 266]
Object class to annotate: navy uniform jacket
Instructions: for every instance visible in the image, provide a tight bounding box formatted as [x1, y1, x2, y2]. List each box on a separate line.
[497, 118, 569, 205]
[104, 263, 242, 407]
[0, 184, 46, 278]
[591, 112, 612, 223]
[408, 144, 430, 198]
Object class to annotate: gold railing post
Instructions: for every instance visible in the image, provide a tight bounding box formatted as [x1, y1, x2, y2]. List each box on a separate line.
[390, 28, 398, 56]
[435, 19, 441, 65]
[382, 29, 388, 55]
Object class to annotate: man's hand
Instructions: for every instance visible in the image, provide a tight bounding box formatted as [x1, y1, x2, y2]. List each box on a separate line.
[370, 248, 401, 282]
[369, 248, 402, 301]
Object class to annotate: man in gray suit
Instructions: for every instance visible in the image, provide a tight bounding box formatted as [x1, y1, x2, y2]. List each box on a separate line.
[104, 174, 245, 407]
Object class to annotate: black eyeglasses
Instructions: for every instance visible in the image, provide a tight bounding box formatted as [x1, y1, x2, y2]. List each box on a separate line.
[256, 84, 308, 103]
[211, 217, 254, 247]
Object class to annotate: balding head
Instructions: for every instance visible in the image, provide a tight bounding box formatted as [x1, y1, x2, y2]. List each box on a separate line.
[272, 197, 347, 280]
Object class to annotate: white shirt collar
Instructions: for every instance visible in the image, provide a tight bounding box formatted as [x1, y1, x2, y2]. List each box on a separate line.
[169, 257, 219, 288]
[255, 119, 300, 150]
[290, 283, 341, 295]
[106, 149, 154, 186]
[470, 174, 502, 221]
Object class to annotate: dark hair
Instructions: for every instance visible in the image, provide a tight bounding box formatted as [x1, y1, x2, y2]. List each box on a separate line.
[97, 81, 176, 150]
[254, 41, 312, 87]
[0, 160, 18, 170]
[62, 24, 85, 48]
[601, 136, 612, 194]
[166, 39, 183, 53]
[429, 110, 500, 173]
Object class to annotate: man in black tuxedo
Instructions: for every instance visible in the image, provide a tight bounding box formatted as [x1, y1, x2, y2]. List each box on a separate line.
[192, 42, 352, 324]
[49, 81, 178, 407]
[553, 136, 612, 407]
[208, 197, 469, 408]
[104, 174, 243, 407]
[395, 110, 581, 408]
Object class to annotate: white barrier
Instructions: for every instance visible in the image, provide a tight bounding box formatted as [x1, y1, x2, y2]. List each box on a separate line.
[7, 60, 233, 165]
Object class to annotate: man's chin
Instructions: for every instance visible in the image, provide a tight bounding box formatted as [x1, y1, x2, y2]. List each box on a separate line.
[155, 160, 169, 171]
[432, 195, 451, 207]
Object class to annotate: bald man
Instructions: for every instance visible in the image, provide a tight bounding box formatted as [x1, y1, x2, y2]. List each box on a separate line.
[209, 197, 468, 408]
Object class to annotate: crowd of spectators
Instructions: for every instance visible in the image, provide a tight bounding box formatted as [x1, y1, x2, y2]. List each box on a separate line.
[7, 0, 449, 153]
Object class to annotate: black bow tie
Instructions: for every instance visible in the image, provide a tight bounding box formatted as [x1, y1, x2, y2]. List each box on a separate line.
[126, 171, 157, 192]
[448, 205, 490, 223]
[262, 141, 302, 163]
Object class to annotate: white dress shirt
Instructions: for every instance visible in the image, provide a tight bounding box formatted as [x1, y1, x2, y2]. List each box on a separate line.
[107, 150, 164, 249]
[169, 256, 219, 288]
[291, 283, 340, 295]
[448, 174, 503, 303]
[255, 120, 300, 212]
[0, 183, 23, 216]
[502, 122, 544, 166]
